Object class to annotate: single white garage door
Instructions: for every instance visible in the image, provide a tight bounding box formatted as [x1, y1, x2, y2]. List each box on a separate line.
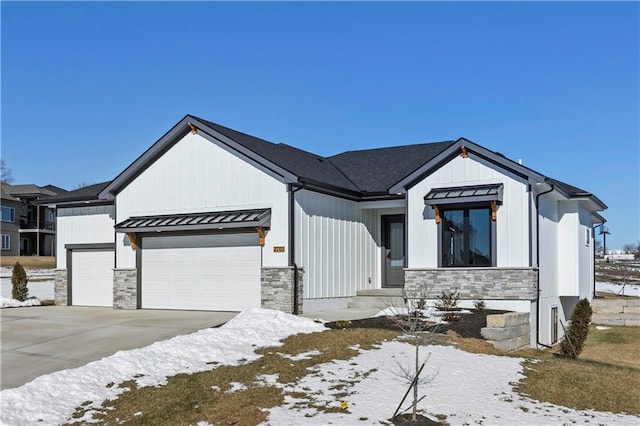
[71, 250, 114, 307]
[141, 233, 261, 311]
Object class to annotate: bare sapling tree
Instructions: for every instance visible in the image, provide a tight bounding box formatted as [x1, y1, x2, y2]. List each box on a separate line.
[382, 282, 440, 422]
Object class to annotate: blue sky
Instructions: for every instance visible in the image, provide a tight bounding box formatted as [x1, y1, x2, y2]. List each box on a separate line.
[2, 1, 638, 249]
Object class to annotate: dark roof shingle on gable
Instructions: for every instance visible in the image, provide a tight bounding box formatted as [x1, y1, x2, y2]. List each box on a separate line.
[329, 141, 455, 193]
[195, 117, 361, 193]
[38, 181, 112, 204]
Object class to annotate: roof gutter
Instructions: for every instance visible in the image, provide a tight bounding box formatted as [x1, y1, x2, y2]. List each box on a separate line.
[535, 182, 554, 349]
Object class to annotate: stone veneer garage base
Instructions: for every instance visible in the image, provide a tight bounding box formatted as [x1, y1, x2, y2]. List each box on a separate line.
[56, 266, 304, 313]
[261, 267, 304, 314]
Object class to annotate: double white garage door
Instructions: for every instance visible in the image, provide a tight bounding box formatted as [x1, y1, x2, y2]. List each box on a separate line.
[70, 233, 261, 311]
[141, 234, 261, 311]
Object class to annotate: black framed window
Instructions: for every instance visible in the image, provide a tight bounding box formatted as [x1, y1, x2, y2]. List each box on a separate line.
[442, 206, 492, 267]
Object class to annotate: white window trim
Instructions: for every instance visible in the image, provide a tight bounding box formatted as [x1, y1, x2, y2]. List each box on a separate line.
[1, 234, 10, 251]
[1, 206, 15, 223]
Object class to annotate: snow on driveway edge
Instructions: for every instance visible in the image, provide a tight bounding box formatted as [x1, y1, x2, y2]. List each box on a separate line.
[0, 308, 326, 426]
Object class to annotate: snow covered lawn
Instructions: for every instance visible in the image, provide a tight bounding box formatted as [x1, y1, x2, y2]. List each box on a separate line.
[1, 309, 638, 426]
[0, 267, 54, 302]
[596, 281, 640, 297]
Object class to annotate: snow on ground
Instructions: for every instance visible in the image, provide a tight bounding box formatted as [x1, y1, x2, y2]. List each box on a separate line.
[0, 297, 41, 308]
[2, 311, 638, 426]
[0, 309, 326, 426]
[0, 267, 54, 301]
[265, 341, 638, 425]
[596, 281, 640, 297]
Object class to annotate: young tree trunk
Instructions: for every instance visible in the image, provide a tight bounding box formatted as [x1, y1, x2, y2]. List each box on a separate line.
[413, 343, 418, 421]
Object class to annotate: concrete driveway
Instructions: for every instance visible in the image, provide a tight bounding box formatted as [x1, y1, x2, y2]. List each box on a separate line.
[0, 306, 236, 390]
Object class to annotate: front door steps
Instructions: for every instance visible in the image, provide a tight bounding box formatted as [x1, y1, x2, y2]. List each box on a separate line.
[347, 289, 404, 310]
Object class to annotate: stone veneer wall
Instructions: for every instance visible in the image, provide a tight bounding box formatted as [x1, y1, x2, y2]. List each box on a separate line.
[261, 267, 304, 314]
[54, 269, 68, 306]
[114, 268, 137, 309]
[404, 267, 538, 300]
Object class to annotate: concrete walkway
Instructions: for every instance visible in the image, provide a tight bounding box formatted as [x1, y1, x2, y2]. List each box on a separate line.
[0, 306, 236, 390]
[301, 307, 380, 322]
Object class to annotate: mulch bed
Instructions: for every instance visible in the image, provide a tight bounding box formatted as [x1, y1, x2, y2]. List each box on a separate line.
[325, 309, 509, 339]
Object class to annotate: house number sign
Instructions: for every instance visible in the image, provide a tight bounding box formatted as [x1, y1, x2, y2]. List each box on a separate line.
[273, 246, 285, 253]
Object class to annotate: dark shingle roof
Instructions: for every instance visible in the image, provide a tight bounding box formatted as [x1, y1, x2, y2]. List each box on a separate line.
[329, 141, 455, 192]
[5, 184, 57, 197]
[42, 184, 68, 195]
[546, 177, 606, 209]
[38, 181, 112, 204]
[1, 186, 19, 202]
[195, 117, 360, 192]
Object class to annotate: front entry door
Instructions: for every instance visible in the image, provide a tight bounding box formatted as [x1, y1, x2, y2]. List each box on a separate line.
[382, 215, 405, 288]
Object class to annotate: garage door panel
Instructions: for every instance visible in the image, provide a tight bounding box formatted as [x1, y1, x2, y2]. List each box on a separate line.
[142, 234, 261, 311]
[72, 250, 114, 307]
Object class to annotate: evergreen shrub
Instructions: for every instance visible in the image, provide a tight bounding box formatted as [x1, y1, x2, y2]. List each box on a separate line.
[559, 298, 592, 359]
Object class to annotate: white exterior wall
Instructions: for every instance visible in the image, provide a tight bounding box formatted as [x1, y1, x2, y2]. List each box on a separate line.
[557, 201, 580, 296]
[578, 205, 595, 299]
[407, 153, 530, 268]
[56, 205, 116, 268]
[115, 132, 289, 269]
[295, 190, 383, 306]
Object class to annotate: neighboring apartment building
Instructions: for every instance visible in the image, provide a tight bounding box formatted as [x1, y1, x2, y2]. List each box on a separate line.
[1, 186, 21, 256]
[3, 184, 67, 256]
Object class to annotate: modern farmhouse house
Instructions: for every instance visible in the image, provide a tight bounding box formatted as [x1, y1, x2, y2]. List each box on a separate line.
[44, 115, 606, 347]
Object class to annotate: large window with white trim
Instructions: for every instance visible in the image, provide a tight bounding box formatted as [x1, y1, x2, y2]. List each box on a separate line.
[442, 206, 492, 267]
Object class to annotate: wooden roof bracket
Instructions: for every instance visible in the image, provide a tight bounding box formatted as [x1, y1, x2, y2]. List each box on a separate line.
[432, 205, 441, 224]
[256, 226, 266, 247]
[490, 200, 497, 221]
[127, 232, 137, 250]
[460, 145, 468, 158]
[187, 122, 198, 135]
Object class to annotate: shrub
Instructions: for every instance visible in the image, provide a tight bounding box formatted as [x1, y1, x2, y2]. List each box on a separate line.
[473, 300, 487, 311]
[435, 290, 460, 311]
[11, 261, 29, 301]
[559, 298, 593, 359]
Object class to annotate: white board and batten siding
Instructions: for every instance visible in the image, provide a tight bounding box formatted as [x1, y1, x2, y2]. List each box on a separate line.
[56, 205, 116, 269]
[115, 131, 290, 270]
[407, 153, 530, 268]
[295, 190, 380, 307]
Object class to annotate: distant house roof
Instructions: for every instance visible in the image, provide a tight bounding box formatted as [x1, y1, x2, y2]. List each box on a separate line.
[36, 181, 112, 205]
[4, 184, 59, 198]
[1, 186, 19, 202]
[42, 185, 69, 195]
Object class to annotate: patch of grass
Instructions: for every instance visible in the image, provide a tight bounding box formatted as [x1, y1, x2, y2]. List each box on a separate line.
[73, 328, 399, 425]
[516, 325, 640, 415]
[0, 256, 55, 269]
